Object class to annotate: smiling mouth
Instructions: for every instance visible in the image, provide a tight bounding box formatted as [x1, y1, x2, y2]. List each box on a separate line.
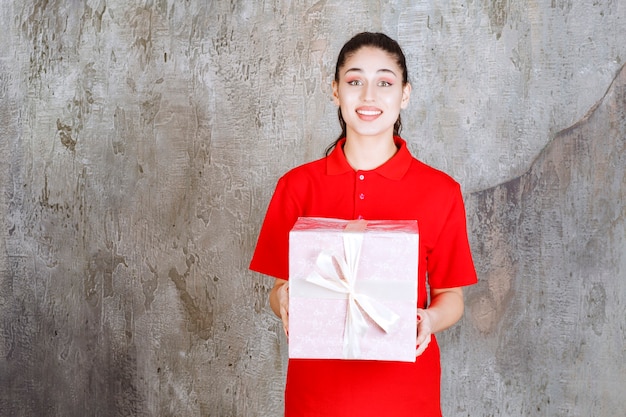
[356, 109, 382, 116]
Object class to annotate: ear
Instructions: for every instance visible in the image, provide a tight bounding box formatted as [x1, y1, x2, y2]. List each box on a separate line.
[400, 82, 412, 109]
[332, 80, 340, 106]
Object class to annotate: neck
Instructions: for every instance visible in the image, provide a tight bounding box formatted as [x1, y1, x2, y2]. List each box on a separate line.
[342, 132, 398, 171]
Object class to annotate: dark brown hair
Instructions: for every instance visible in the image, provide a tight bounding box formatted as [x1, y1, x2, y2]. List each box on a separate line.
[326, 32, 410, 155]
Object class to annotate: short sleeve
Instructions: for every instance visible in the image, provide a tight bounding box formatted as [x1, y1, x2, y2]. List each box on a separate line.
[249, 175, 301, 280]
[426, 183, 478, 289]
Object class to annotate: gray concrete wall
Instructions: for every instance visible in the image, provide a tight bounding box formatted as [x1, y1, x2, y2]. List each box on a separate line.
[0, 1, 624, 416]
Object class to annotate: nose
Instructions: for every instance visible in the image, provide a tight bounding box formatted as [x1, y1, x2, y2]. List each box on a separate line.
[362, 82, 375, 101]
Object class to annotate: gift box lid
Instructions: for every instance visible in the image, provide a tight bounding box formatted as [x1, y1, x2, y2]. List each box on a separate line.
[291, 217, 418, 234]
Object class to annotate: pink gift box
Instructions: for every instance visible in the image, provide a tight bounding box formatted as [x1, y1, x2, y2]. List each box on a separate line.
[288, 217, 418, 362]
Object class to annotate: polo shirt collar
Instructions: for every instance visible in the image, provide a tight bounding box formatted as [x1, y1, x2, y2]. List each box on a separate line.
[326, 136, 412, 180]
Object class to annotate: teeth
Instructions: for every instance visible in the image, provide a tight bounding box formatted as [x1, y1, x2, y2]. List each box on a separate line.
[357, 110, 381, 116]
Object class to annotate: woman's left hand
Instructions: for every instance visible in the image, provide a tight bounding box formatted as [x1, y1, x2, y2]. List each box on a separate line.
[414, 287, 466, 357]
[415, 308, 433, 357]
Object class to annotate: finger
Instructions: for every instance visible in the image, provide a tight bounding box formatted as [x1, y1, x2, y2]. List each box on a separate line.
[416, 328, 431, 348]
[415, 311, 427, 344]
[280, 306, 289, 337]
[279, 283, 289, 337]
[415, 334, 431, 357]
[281, 316, 289, 337]
[415, 332, 427, 347]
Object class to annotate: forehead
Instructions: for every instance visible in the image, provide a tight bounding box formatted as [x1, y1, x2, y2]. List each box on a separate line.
[340, 46, 401, 73]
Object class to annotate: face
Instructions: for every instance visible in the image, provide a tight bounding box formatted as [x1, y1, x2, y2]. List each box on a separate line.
[332, 46, 411, 140]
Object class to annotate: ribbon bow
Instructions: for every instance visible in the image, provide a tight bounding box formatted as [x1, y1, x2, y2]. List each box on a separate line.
[306, 223, 400, 359]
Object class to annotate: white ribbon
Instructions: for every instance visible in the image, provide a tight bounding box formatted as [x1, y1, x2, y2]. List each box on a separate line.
[306, 224, 400, 359]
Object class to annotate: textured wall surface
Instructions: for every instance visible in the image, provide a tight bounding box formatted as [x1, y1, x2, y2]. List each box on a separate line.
[1, 1, 625, 416]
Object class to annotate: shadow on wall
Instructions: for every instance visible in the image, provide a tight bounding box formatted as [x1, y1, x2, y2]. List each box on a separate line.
[462, 63, 626, 414]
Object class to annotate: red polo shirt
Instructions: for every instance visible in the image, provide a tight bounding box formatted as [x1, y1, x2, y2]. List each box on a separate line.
[250, 137, 477, 417]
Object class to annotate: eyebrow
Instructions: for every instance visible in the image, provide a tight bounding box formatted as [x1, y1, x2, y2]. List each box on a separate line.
[343, 68, 398, 77]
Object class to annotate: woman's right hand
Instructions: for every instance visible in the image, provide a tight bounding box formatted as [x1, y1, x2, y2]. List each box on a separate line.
[270, 279, 290, 337]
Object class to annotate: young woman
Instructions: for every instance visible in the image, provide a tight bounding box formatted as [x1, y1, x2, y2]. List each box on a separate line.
[250, 32, 477, 417]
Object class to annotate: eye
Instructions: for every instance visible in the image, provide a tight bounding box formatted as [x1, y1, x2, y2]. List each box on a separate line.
[378, 80, 392, 87]
[347, 79, 362, 86]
